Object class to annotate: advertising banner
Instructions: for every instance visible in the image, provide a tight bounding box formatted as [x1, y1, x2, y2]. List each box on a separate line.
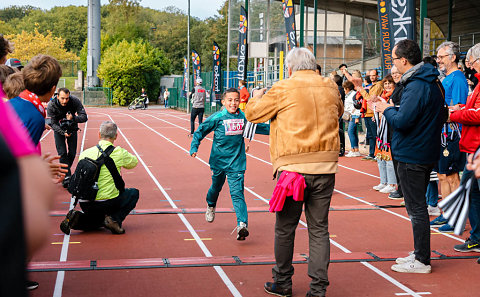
[377, 0, 416, 73]
[282, 0, 297, 51]
[212, 41, 222, 103]
[191, 49, 201, 82]
[237, 5, 248, 81]
[182, 56, 188, 98]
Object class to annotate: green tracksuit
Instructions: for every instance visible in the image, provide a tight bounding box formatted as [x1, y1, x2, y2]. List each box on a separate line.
[189, 108, 269, 225]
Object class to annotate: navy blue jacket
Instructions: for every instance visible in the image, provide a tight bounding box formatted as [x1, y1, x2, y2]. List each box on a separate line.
[383, 63, 445, 164]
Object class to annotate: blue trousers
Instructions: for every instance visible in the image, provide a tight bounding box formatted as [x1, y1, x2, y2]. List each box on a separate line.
[426, 181, 438, 207]
[206, 170, 247, 226]
[461, 165, 480, 242]
[347, 118, 359, 149]
[363, 117, 377, 158]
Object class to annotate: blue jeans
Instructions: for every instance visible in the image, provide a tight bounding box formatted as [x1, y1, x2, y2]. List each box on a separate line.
[206, 170, 247, 226]
[426, 181, 438, 207]
[347, 117, 359, 149]
[164, 98, 168, 108]
[364, 117, 377, 158]
[378, 159, 397, 185]
[461, 165, 480, 242]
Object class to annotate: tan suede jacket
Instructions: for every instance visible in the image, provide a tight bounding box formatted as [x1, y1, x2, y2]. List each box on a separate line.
[245, 70, 344, 175]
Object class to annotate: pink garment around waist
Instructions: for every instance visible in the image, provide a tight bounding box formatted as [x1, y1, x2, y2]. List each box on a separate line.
[269, 171, 306, 212]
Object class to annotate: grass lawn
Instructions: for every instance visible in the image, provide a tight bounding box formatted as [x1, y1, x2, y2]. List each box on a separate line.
[58, 77, 77, 90]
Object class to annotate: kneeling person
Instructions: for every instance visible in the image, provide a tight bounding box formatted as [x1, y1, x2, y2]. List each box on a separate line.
[189, 88, 269, 240]
[61, 121, 139, 234]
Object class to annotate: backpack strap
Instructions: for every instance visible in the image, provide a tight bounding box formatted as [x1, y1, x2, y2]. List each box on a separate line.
[96, 145, 126, 194]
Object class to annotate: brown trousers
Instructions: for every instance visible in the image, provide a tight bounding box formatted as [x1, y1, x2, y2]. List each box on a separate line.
[272, 173, 335, 297]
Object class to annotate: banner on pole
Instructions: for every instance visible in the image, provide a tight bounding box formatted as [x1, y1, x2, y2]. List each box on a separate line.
[191, 49, 201, 82]
[237, 5, 248, 81]
[212, 41, 222, 103]
[377, 0, 416, 74]
[182, 56, 188, 98]
[282, 0, 297, 51]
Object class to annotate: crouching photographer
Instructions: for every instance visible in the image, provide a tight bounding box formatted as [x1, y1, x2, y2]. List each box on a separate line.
[47, 88, 88, 187]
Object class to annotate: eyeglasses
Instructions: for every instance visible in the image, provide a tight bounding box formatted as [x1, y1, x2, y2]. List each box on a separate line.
[392, 57, 401, 61]
[471, 58, 480, 65]
[435, 54, 451, 61]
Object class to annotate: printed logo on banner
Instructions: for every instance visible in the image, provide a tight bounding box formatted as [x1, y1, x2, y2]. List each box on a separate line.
[192, 52, 201, 66]
[223, 119, 245, 135]
[283, 0, 294, 18]
[213, 45, 220, 61]
[239, 14, 247, 34]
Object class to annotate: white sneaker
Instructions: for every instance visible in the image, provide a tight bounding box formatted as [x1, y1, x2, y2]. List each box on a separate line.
[391, 259, 431, 274]
[428, 205, 441, 216]
[379, 184, 396, 193]
[352, 152, 361, 157]
[395, 251, 415, 264]
[236, 222, 249, 240]
[345, 151, 355, 157]
[373, 183, 387, 191]
[205, 206, 215, 223]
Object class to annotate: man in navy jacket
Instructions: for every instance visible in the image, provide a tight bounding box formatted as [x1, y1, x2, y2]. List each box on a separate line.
[375, 39, 445, 274]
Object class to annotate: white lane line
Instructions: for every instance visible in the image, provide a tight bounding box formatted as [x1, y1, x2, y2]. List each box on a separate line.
[40, 129, 52, 141]
[123, 113, 424, 297]
[140, 113, 464, 242]
[53, 120, 88, 297]
[103, 113, 242, 297]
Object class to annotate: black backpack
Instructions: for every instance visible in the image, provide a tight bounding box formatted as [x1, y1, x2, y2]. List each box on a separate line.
[68, 145, 125, 204]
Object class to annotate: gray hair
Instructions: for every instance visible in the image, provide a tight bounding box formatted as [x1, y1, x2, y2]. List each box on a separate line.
[285, 47, 317, 73]
[467, 43, 480, 62]
[99, 121, 118, 139]
[437, 41, 461, 63]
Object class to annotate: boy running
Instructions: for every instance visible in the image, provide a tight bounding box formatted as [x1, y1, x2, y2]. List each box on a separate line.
[189, 88, 269, 240]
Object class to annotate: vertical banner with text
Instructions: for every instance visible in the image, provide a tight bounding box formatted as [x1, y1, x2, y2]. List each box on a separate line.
[182, 56, 188, 98]
[191, 49, 201, 83]
[212, 41, 222, 103]
[282, 0, 297, 51]
[237, 6, 248, 81]
[377, 0, 416, 74]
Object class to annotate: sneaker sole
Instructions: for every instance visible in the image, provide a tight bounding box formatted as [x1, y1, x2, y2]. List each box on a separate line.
[264, 287, 292, 297]
[388, 196, 404, 200]
[391, 265, 431, 273]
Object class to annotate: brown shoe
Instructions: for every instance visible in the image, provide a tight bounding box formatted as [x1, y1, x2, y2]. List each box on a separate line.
[104, 216, 125, 234]
[60, 210, 80, 235]
[264, 282, 292, 297]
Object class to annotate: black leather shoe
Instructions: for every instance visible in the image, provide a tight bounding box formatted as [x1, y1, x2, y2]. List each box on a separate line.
[104, 216, 125, 234]
[264, 282, 292, 297]
[388, 190, 404, 200]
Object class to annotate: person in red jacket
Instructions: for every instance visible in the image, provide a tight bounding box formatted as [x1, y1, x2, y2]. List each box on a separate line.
[238, 80, 250, 111]
[448, 43, 480, 254]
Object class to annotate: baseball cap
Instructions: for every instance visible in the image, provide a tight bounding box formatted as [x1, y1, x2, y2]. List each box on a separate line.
[5, 58, 23, 69]
[196, 78, 203, 84]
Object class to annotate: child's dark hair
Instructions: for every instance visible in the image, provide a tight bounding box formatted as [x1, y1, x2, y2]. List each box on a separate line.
[222, 88, 240, 99]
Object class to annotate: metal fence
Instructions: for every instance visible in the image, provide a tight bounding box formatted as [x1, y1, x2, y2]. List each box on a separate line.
[83, 87, 113, 106]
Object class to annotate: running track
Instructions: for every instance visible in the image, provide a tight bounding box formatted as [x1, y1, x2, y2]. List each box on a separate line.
[30, 106, 480, 297]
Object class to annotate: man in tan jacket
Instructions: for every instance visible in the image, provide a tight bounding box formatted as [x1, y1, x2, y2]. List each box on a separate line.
[245, 47, 343, 297]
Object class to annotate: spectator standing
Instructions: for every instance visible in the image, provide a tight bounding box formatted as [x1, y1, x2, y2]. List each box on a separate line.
[332, 74, 345, 156]
[246, 47, 343, 297]
[375, 39, 444, 273]
[47, 88, 87, 188]
[163, 88, 170, 108]
[60, 121, 139, 235]
[238, 80, 250, 111]
[448, 43, 480, 253]
[188, 78, 206, 136]
[343, 80, 361, 157]
[430, 41, 469, 232]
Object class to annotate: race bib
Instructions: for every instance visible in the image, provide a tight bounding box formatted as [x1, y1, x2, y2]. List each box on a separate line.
[223, 119, 244, 135]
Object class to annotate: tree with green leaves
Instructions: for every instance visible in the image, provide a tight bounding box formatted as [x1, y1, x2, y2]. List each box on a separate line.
[97, 40, 171, 105]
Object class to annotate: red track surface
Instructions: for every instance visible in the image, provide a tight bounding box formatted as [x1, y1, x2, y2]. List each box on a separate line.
[30, 106, 480, 297]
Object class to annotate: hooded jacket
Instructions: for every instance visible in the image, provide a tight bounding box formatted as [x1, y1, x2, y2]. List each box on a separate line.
[47, 94, 87, 135]
[450, 73, 480, 154]
[383, 62, 445, 164]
